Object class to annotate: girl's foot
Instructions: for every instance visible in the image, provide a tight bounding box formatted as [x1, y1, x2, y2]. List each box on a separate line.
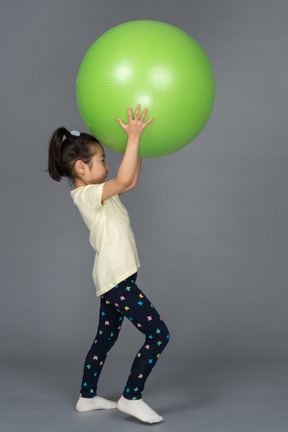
[76, 395, 117, 412]
[117, 395, 163, 423]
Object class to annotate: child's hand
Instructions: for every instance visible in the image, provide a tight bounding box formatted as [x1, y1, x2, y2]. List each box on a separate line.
[117, 104, 154, 139]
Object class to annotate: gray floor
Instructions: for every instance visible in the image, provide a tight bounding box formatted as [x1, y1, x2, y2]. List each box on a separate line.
[1, 358, 287, 432]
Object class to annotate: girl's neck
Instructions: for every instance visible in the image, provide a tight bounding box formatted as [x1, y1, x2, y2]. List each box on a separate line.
[74, 178, 87, 189]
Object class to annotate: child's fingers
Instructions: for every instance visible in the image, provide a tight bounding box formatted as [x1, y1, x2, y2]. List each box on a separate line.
[117, 118, 127, 130]
[127, 106, 133, 121]
[133, 104, 141, 120]
[140, 108, 148, 121]
[144, 117, 155, 126]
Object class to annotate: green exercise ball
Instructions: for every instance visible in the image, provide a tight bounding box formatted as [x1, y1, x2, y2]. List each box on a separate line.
[76, 20, 215, 158]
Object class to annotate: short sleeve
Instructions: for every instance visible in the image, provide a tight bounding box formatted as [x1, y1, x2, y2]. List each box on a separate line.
[76, 183, 105, 210]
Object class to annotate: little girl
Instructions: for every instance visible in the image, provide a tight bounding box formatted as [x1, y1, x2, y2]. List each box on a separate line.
[47, 104, 170, 424]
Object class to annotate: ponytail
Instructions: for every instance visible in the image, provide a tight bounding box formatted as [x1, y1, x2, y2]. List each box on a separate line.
[45, 126, 100, 185]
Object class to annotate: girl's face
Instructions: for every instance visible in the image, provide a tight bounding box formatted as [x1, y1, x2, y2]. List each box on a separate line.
[88, 147, 109, 184]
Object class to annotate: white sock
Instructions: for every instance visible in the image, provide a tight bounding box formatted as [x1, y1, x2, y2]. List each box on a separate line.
[117, 395, 163, 424]
[76, 395, 117, 412]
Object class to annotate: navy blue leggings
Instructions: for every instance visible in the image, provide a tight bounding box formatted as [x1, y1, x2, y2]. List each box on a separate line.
[79, 272, 170, 400]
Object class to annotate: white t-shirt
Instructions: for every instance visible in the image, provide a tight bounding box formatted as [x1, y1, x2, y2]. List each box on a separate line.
[70, 182, 140, 296]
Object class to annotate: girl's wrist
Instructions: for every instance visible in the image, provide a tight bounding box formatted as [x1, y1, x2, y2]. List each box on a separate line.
[127, 135, 140, 144]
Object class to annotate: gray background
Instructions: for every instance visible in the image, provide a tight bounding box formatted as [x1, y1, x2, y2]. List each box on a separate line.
[1, 0, 288, 431]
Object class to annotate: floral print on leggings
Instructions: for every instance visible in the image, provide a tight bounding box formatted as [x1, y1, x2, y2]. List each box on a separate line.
[79, 272, 170, 400]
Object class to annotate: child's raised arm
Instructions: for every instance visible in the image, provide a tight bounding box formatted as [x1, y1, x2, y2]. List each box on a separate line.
[101, 105, 154, 203]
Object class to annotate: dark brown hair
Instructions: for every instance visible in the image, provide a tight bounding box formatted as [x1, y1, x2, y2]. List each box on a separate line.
[45, 127, 102, 187]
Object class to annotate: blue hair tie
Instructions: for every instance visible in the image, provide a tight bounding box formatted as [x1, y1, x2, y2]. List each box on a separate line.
[70, 130, 80, 136]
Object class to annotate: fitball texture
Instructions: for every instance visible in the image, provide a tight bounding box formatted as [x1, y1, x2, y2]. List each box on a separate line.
[76, 20, 216, 158]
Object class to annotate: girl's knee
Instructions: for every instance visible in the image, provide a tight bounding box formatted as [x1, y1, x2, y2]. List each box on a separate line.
[163, 327, 171, 347]
[158, 322, 171, 347]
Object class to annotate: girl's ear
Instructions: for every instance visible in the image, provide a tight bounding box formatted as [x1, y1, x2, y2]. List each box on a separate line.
[74, 160, 83, 175]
